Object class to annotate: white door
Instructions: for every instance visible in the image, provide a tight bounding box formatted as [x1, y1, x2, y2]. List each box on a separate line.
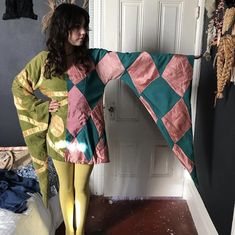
[94, 0, 198, 197]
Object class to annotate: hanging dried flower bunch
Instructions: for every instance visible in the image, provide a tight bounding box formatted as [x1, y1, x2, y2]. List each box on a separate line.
[222, 7, 235, 34]
[204, 0, 235, 103]
[215, 6, 235, 102]
[216, 34, 235, 99]
[204, 0, 225, 61]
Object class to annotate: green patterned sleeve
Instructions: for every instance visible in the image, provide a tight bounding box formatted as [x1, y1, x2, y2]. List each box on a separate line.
[11, 51, 50, 207]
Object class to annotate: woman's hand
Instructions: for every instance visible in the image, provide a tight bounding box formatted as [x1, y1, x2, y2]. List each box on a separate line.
[49, 100, 60, 112]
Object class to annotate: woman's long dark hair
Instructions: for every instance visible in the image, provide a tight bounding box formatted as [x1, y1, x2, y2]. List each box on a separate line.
[44, 3, 91, 79]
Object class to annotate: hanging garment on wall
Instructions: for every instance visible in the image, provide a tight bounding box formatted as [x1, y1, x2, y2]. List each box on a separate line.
[2, 0, 37, 20]
[225, 0, 235, 7]
[12, 49, 197, 207]
[2, 0, 19, 20]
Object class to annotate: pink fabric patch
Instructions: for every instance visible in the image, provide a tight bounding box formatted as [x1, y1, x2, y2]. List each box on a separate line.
[128, 52, 159, 94]
[173, 144, 194, 173]
[93, 138, 109, 164]
[67, 65, 87, 85]
[91, 99, 105, 137]
[96, 52, 125, 84]
[162, 99, 191, 143]
[67, 86, 91, 137]
[139, 96, 158, 123]
[162, 55, 193, 97]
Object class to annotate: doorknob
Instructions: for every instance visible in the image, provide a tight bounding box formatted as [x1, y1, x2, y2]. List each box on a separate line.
[107, 105, 115, 120]
[108, 106, 115, 113]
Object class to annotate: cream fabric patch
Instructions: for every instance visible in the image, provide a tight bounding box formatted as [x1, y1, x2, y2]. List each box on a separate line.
[50, 115, 64, 137]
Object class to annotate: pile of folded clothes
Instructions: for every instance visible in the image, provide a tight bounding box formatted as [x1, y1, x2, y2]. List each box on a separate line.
[0, 148, 59, 213]
[0, 169, 39, 213]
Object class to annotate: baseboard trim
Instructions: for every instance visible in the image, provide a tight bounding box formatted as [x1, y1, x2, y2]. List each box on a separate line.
[231, 205, 235, 235]
[183, 173, 218, 235]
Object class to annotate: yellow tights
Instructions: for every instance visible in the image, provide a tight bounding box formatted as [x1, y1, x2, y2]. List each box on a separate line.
[52, 159, 93, 235]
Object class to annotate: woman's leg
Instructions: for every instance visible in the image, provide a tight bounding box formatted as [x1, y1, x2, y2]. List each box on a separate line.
[74, 164, 93, 235]
[52, 159, 75, 235]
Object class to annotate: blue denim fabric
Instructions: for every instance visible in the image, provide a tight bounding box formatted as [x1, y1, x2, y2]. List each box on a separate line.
[0, 170, 39, 213]
[15, 157, 59, 198]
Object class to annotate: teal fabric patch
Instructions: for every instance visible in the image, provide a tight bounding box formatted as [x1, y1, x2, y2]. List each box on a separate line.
[82, 70, 105, 110]
[183, 86, 192, 116]
[141, 77, 181, 118]
[121, 72, 140, 97]
[157, 119, 174, 149]
[190, 167, 199, 185]
[75, 77, 86, 94]
[117, 52, 141, 69]
[176, 128, 194, 162]
[89, 48, 108, 65]
[187, 55, 195, 68]
[66, 130, 74, 142]
[150, 53, 174, 75]
[76, 117, 99, 161]
[65, 75, 74, 91]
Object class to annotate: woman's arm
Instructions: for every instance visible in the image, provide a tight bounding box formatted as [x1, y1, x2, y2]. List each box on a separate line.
[12, 51, 50, 207]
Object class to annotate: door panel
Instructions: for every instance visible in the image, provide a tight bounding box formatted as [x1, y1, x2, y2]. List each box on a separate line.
[102, 0, 198, 197]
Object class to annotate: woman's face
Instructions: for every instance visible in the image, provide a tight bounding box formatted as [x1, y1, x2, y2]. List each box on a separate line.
[68, 26, 87, 46]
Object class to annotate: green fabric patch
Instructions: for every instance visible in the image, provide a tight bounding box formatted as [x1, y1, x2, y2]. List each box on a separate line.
[65, 75, 75, 92]
[141, 77, 180, 118]
[176, 128, 194, 162]
[121, 72, 140, 97]
[187, 55, 195, 68]
[183, 86, 192, 116]
[190, 167, 199, 186]
[89, 48, 108, 65]
[79, 70, 105, 110]
[157, 119, 174, 149]
[76, 117, 99, 161]
[66, 130, 74, 142]
[150, 53, 173, 75]
[117, 52, 141, 69]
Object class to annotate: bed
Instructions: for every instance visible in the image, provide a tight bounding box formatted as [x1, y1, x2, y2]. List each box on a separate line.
[0, 147, 63, 235]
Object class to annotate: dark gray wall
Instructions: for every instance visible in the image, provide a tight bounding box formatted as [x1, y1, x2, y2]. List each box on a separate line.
[0, 0, 47, 146]
[194, 12, 235, 235]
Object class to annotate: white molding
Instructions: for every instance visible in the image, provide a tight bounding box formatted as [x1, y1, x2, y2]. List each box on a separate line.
[89, 0, 105, 195]
[183, 171, 219, 235]
[231, 205, 235, 235]
[89, 0, 104, 48]
[158, 1, 183, 53]
[119, 0, 144, 51]
[191, 0, 205, 137]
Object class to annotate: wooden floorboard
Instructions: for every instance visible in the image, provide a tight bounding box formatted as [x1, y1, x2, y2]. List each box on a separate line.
[56, 196, 198, 235]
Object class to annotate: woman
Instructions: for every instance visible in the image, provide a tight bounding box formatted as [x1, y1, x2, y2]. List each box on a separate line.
[13, 4, 98, 235]
[12, 2, 196, 235]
